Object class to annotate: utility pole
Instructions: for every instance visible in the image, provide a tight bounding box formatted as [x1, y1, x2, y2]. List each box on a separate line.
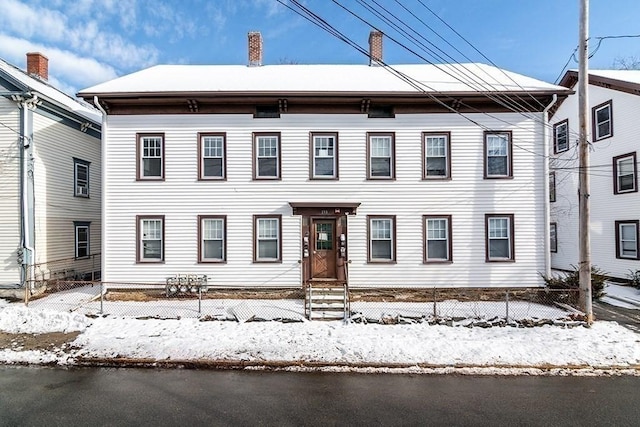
[578, 0, 593, 323]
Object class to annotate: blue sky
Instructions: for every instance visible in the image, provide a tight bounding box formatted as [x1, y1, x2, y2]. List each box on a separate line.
[0, 0, 639, 96]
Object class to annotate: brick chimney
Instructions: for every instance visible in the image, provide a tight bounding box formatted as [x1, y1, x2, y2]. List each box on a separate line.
[26, 52, 49, 80]
[368, 30, 383, 66]
[248, 31, 262, 66]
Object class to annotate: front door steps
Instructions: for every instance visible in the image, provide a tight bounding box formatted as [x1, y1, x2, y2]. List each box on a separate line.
[305, 279, 349, 321]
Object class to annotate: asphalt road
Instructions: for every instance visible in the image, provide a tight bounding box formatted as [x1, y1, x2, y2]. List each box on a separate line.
[593, 301, 640, 332]
[1, 366, 639, 426]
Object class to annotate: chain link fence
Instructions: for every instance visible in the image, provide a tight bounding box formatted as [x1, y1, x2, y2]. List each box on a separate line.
[21, 280, 583, 326]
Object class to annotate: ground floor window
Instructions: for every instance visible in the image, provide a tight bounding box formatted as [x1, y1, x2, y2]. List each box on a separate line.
[74, 221, 90, 259]
[368, 215, 396, 262]
[550, 222, 557, 253]
[424, 215, 452, 262]
[254, 215, 281, 262]
[138, 216, 164, 262]
[199, 216, 226, 262]
[615, 220, 639, 260]
[485, 214, 514, 261]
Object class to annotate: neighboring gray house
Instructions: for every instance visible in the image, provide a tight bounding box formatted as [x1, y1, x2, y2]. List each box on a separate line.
[78, 32, 570, 304]
[550, 70, 640, 280]
[0, 53, 102, 296]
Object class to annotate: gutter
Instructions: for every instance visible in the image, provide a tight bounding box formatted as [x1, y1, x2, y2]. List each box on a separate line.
[543, 94, 558, 278]
[93, 96, 107, 283]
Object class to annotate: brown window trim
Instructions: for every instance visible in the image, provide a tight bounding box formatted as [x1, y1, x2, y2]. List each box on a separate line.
[367, 215, 397, 263]
[550, 222, 558, 253]
[197, 132, 227, 181]
[366, 132, 396, 180]
[553, 119, 569, 154]
[198, 215, 227, 263]
[592, 99, 613, 141]
[613, 152, 637, 195]
[483, 130, 513, 179]
[136, 215, 165, 264]
[422, 132, 452, 180]
[253, 214, 283, 263]
[485, 214, 515, 262]
[423, 215, 453, 264]
[549, 171, 556, 202]
[309, 132, 339, 180]
[615, 220, 640, 260]
[252, 132, 282, 180]
[136, 133, 165, 181]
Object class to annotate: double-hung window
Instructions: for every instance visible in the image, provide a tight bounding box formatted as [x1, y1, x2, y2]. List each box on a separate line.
[613, 152, 637, 194]
[368, 216, 396, 262]
[615, 220, 639, 260]
[199, 216, 225, 262]
[137, 215, 164, 262]
[550, 222, 557, 253]
[137, 134, 164, 180]
[486, 214, 514, 261]
[311, 133, 338, 179]
[199, 133, 225, 180]
[592, 100, 613, 141]
[484, 131, 512, 178]
[549, 172, 556, 202]
[423, 132, 451, 179]
[424, 215, 452, 262]
[254, 133, 281, 179]
[74, 158, 90, 197]
[553, 119, 569, 153]
[254, 215, 281, 262]
[74, 221, 90, 259]
[367, 133, 395, 179]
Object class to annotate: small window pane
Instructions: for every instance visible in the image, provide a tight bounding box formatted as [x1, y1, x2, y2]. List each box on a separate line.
[428, 240, 447, 259]
[489, 239, 509, 258]
[372, 241, 392, 259]
[203, 240, 223, 260]
[258, 240, 278, 259]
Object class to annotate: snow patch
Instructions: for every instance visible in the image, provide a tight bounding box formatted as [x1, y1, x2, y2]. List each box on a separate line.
[0, 305, 91, 334]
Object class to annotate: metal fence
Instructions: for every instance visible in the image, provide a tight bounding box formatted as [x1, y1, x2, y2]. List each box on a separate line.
[21, 280, 583, 326]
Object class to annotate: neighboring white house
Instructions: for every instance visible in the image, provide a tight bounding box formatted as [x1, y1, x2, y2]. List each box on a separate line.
[0, 53, 102, 295]
[78, 32, 570, 293]
[550, 70, 640, 280]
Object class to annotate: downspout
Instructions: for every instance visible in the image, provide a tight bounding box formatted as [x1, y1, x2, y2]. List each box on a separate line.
[93, 96, 107, 282]
[543, 94, 558, 279]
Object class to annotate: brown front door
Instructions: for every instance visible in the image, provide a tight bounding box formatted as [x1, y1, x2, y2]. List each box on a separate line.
[312, 219, 337, 278]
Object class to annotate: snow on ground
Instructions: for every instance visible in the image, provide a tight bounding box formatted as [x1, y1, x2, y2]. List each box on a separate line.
[602, 283, 640, 309]
[0, 295, 639, 373]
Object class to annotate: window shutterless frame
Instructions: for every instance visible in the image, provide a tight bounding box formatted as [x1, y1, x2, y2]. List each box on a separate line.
[423, 215, 453, 263]
[73, 158, 90, 198]
[550, 222, 557, 253]
[252, 132, 281, 180]
[422, 132, 451, 180]
[592, 100, 613, 141]
[366, 132, 395, 180]
[309, 132, 339, 179]
[74, 221, 90, 259]
[553, 119, 569, 154]
[612, 152, 637, 195]
[367, 215, 396, 263]
[253, 214, 282, 263]
[549, 172, 556, 202]
[198, 215, 226, 263]
[615, 220, 640, 260]
[136, 215, 165, 263]
[483, 131, 513, 179]
[485, 214, 515, 262]
[136, 133, 165, 181]
[198, 133, 226, 180]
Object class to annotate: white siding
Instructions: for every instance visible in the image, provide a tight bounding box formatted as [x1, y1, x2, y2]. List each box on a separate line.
[104, 112, 547, 288]
[551, 84, 640, 279]
[32, 112, 101, 276]
[0, 97, 21, 285]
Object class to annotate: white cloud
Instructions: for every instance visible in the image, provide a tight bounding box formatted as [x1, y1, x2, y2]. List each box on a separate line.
[0, 0, 68, 42]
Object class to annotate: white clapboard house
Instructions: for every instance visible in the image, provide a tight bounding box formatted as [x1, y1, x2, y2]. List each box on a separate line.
[550, 70, 640, 280]
[0, 53, 102, 296]
[78, 32, 570, 309]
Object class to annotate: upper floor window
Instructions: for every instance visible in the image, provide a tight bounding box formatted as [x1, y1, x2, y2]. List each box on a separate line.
[74, 221, 90, 259]
[368, 215, 396, 262]
[137, 133, 164, 180]
[549, 172, 556, 202]
[311, 133, 338, 179]
[592, 100, 613, 141]
[485, 214, 515, 262]
[553, 119, 569, 153]
[137, 215, 164, 263]
[198, 133, 226, 180]
[74, 158, 90, 197]
[613, 152, 637, 194]
[199, 215, 226, 262]
[254, 133, 281, 180]
[550, 222, 557, 253]
[484, 131, 512, 179]
[254, 215, 282, 262]
[615, 220, 639, 260]
[423, 132, 451, 179]
[367, 133, 395, 179]
[424, 215, 452, 262]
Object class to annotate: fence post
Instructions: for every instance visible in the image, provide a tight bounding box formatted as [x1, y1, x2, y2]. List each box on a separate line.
[433, 287, 437, 319]
[505, 290, 510, 322]
[91, 254, 95, 282]
[198, 286, 202, 316]
[100, 282, 104, 314]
